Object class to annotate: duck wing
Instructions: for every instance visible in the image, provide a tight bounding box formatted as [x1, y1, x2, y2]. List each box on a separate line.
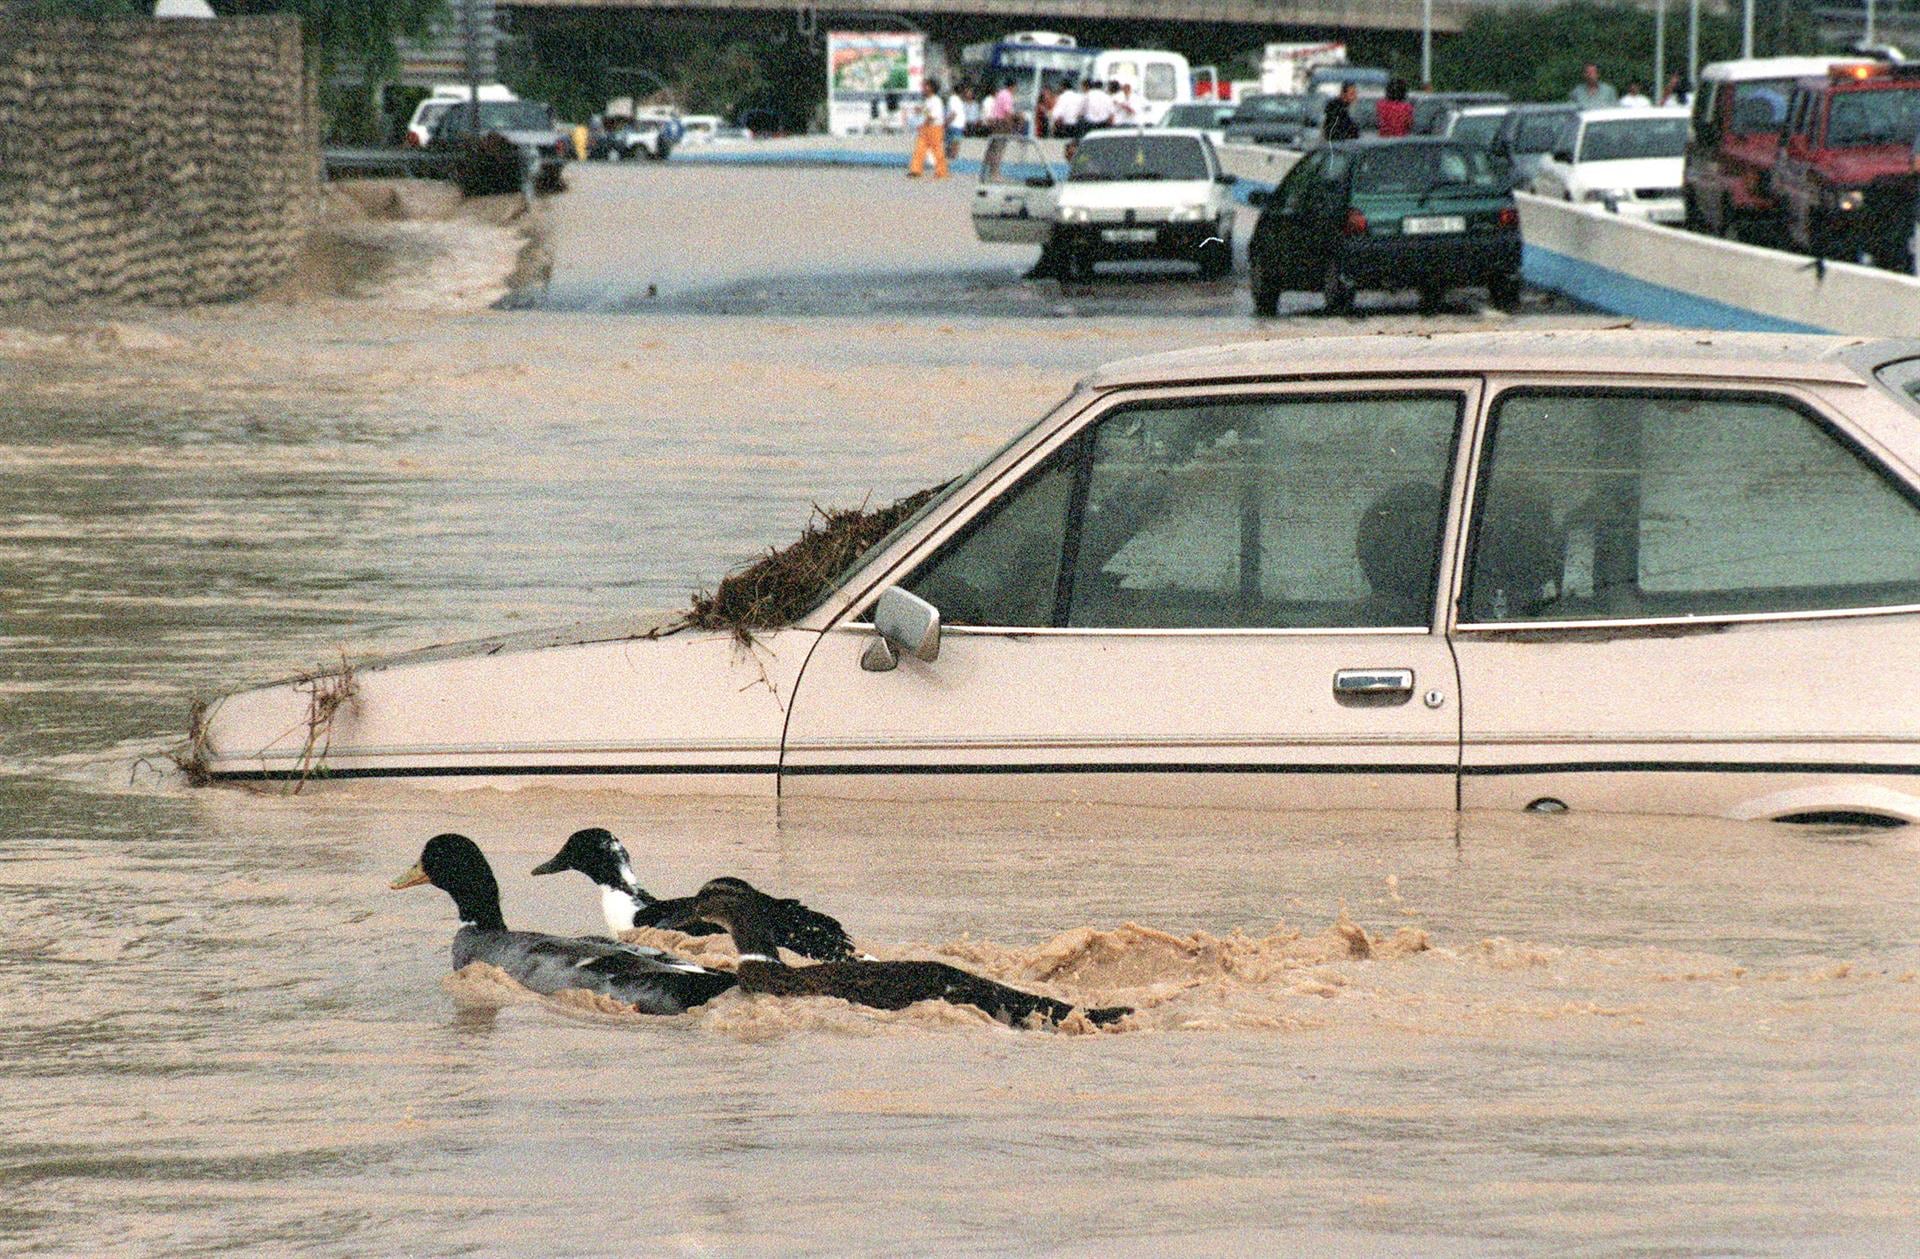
[460, 928, 735, 1015]
[775, 959, 1126, 1027]
[764, 897, 857, 963]
[630, 895, 724, 936]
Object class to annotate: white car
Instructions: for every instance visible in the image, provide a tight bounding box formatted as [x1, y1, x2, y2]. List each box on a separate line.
[1531, 105, 1690, 224]
[193, 331, 1920, 826]
[405, 83, 517, 148]
[971, 128, 1237, 280]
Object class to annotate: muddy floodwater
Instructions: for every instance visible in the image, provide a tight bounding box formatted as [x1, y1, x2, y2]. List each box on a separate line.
[3, 166, 1917, 1255]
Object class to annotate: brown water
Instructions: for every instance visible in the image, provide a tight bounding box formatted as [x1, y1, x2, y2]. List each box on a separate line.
[2, 167, 1917, 1256]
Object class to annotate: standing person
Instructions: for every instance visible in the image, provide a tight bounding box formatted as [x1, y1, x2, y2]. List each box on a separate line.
[1569, 64, 1619, 108]
[907, 79, 949, 179]
[945, 82, 968, 160]
[990, 78, 1021, 132]
[1050, 76, 1087, 139]
[1323, 83, 1361, 142]
[1661, 71, 1691, 106]
[1083, 78, 1116, 132]
[1113, 81, 1137, 124]
[1377, 78, 1414, 137]
[1619, 81, 1652, 108]
[1035, 84, 1057, 137]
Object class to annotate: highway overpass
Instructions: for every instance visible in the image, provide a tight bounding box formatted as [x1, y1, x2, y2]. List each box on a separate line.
[500, 0, 1481, 35]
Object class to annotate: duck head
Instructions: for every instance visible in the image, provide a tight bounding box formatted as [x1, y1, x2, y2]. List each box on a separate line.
[390, 832, 507, 930]
[530, 827, 646, 933]
[657, 880, 785, 961]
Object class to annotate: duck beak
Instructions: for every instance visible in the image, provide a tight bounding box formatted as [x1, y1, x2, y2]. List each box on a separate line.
[389, 861, 430, 891]
[529, 853, 568, 877]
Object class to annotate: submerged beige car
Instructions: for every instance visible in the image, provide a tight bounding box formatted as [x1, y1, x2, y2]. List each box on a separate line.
[199, 330, 1920, 824]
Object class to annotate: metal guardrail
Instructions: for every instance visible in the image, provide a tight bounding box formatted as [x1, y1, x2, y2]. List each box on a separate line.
[322, 147, 460, 180]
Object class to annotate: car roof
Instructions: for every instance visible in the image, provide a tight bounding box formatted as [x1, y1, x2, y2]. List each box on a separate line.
[1576, 105, 1691, 122]
[1081, 126, 1209, 139]
[1701, 56, 1870, 82]
[1081, 330, 1917, 391]
[1453, 104, 1514, 116]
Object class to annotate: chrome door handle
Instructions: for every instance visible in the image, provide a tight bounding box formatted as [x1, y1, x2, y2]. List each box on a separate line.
[1333, 668, 1413, 695]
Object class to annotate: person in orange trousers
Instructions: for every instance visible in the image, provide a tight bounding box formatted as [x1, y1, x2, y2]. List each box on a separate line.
[907, 78, 949, 179]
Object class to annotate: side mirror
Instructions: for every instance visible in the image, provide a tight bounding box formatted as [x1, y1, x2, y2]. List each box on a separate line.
[860, 586, 941, 673]
[1246, 188, 1271, 207]
[1216, 172, 1238, 185]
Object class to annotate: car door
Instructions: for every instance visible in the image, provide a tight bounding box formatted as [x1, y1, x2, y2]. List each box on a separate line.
[1251, 150, 1321, 283]
[972, 135, 1062, 243]
[780, 380, 1476, 810]
[1451, 377, 1920, 822]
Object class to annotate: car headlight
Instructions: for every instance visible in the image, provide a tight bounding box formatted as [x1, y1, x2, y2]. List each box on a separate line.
[1834, 188, 1866, 212]
[1058, 206, 1092, 224]
[1167, 204, 1211, 222]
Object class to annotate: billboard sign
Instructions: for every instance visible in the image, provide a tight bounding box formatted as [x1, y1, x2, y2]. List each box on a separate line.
[827, 31, 925, 135]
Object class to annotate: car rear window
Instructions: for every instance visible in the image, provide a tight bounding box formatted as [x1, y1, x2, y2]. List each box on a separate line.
[1352, 144, 1502, 195]
[1069, 134, 1210, 181]
[1828, 86, 1920, 147]
[1513, 112, 1572, 153]
[1237, 96, 1311, 122]
[1449, 112, 1506, 146]
[1577, 117, 1688, 161]
[1727, 79, 1793, 133]
[437, 101, 555, 134]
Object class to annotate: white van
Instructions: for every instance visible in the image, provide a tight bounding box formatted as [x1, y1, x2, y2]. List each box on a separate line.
[405, 83, 518, 147]
[1089, 49, 1191, 126]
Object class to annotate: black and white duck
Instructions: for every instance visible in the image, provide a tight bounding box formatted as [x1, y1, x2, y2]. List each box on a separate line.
[390, 832, 735, 1016]
[658, 880, 1131, 1030]
[530, 827, 859, 963]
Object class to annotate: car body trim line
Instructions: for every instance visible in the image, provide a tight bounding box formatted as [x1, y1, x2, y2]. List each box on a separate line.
[1463, 760, 1920, 776]
[781, 761, 1459, 776]
[1457, 600, 1920, 632]
[205, 763, 781, 782]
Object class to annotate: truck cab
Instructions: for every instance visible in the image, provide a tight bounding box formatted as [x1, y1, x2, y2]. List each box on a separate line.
[1683, 56, 1863, 238]
[1768, 61, 1920, 268]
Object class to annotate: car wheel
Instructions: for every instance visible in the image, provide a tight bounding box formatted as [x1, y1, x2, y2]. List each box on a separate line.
[1488, 272, 1522, 310]
[1321, 259, 1353, 315]
[1067, 243, 1096, 283]
[1250, 255, 1281, 317]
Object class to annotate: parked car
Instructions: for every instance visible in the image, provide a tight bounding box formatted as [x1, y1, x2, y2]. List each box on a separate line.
[1247, 137, 1521, 314]
[1308, 65, 1389, 98]
[607, 112, 678, 160]
[1493, 104, 1577, 185]
[1223, 93, 1319, 148]
[1531, 105, 1690, 224]
[1683, 56, 1866, 238]
[971, 129, 1237, 280]
[1158, 101, 1239, 147]
[1768, 61, 1920, 268]
[404, 82, 517, 148]
[428, 99, 570, 185]
[195, 332, 1920, 826]
[1438, 103, 1515, 151]
[1410, 90, 1509, 136]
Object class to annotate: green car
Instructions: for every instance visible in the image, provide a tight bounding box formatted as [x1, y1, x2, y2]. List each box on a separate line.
[1248, 138, 1523, 315]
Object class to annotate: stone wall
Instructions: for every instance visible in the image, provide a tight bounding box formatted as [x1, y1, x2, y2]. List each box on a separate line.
[0, 16, 318, 308]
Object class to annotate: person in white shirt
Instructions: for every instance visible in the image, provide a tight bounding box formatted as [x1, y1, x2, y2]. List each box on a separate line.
[908, 79, 949, 178]
[1082, 80, 1115, 131]
[1049, 77, 1086, 139]
[1112, 82, 1137, 124]
[945, 84, 967, 160]
[1618, 81, 1652, 108]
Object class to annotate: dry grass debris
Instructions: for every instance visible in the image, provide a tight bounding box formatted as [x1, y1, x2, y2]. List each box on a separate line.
[689, 484, 944, 640]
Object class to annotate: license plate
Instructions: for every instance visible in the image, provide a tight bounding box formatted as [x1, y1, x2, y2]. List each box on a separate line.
[1101, 228, 1157, 243]
[1402, 215, 1466, 235]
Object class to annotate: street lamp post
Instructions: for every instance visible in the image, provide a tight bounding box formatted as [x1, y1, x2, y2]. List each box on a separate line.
[1654, 0, 1666, 102]
[1688, 0, 1700, 89]
[1742, 0, 1755, 58]
[1421, 0, 1433, 87]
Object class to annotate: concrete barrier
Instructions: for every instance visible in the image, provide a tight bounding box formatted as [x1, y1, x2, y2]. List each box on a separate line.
[1517, 191, 1920, 335]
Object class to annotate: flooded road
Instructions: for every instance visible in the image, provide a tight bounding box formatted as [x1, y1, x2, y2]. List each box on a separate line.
[2, 165, 1917, 1256]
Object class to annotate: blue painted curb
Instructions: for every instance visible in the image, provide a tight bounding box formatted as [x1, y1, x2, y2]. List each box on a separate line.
[1521, 242, 1829, 333]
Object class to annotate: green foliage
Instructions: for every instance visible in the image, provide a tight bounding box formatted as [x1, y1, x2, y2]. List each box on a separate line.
[1434, 0, 1749, 99]
[19, 0, 148, 14]
[217, 0, 450, 83]
[676, 41, 771, 118]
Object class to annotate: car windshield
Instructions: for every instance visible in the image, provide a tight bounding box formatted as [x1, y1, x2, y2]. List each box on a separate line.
[435, 101, 554, 134]
[1727, 79, 1793, 133]
[1827, 87, 1920, 147]
[1068, 134, 1210, 181]
[1352, 144, 1502, 195]
[1577, 117, 1688, 161]
[1513, 111, 1572, 152]
[1235, 96, 1311, 122]
[1449, 112, 1506, 146]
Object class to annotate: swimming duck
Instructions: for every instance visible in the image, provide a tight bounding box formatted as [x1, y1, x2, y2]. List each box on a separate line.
[390, 832, 735, 1015]
[530, 827, 858, 963]
[658, 880, 1131, 1030]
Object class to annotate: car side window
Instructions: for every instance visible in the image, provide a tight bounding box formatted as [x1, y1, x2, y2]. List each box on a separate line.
[1464, 389, 1920, 623]
[1065, 395, 1461, 629]
[1275, 154, 1322, 213]
[901, 453, 1077, 628]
